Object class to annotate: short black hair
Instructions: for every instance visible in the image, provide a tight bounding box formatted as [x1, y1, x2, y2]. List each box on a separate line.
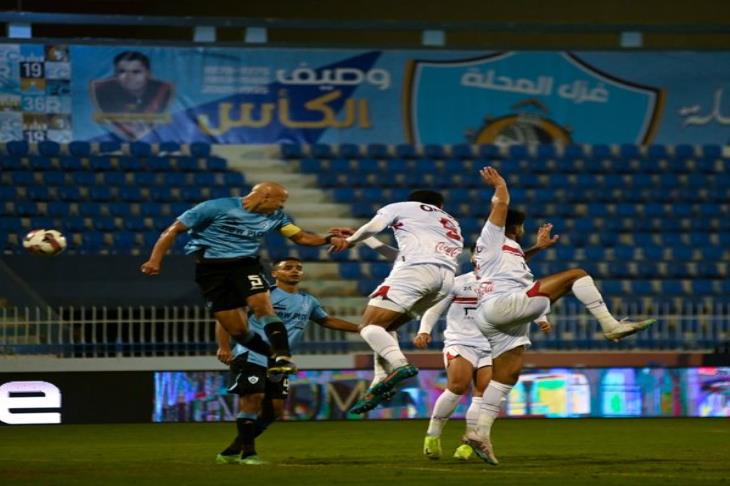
[408, 190, 444, 208]
[114, 51, 151, 70]
[506, 209, 526, 229]
[273, 257, 302, 267]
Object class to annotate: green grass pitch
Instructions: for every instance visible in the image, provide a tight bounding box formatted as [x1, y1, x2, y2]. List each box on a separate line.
[1, 419, 728, 485]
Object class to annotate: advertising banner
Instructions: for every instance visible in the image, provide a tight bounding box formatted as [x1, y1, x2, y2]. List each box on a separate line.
[1, 43, 730, 145]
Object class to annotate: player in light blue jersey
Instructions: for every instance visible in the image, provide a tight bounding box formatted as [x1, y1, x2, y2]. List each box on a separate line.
[214, 257, 359, 465]
[141, 182, 335, 377]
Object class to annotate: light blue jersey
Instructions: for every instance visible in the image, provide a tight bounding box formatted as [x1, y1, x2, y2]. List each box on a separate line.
[178, 197, 295, 259]
[233, 286, 328, 367]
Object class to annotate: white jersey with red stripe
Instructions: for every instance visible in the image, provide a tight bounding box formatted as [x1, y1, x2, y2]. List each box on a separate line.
[377, 201, 463, 271]
[474, 220, 535, 302]
[443, 272, 491, 348]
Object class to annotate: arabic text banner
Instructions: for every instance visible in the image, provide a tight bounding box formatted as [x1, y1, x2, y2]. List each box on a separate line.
[1, 43, 730, 144]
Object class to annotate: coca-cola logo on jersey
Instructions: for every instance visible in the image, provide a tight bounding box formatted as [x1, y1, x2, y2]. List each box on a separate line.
[476, 281, 494, 298]
[435, 242, 461, 257]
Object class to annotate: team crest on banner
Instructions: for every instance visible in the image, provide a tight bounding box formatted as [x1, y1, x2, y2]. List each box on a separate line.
[404, 52, 664, 145]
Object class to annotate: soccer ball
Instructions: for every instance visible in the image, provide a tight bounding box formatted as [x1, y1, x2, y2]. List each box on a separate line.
[22, 229, 67, 256]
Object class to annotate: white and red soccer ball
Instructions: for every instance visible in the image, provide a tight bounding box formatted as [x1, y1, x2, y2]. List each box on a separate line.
[22, 229, 67, 256]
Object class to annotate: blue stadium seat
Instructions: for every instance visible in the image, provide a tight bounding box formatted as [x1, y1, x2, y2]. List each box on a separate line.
[102, 171, 126, 186]
[69, 141, 92, 157]
[536, 144, 556, 160]
[452, 144, 473, 159]
[29, 156, 52, 171]
[190, 142, 211, 157]
[0, 156, 23, 170]
[15, 201, 38, 216]
[131, 172, 156, 186]
[150, 187, 176, 202]
[700, 144, 721, 160]
[159, 141, 181, 154]
[58, 186, 82, 201]
[590, 144, 612, 160]
[130, 141, 151, 157]
[392, 144, 415, 159]
[42, 171, 66, 186]
[424, 144, 446, 159]
[194, 172, 217, 187]
[311, 144, 333, 159]
[7, 140, 29, 156]
[89, 156, 112, 171]
[163, 172, 186, 187]
[108, 202, 131, 217]
[140, 203, 163, 217]
[477, 144, 500, 159]
[12, 171, 35, 185]
[118, 156, 143, 171]
[119, 187, 144, 202]
[63, 217, 88, 232]
[0, 187, 17, 201]
[507, 145, 528, 159]
[330, 158, 351, 172]
[619, 144, 640, 159]
[80, 232, 105, 252]
[366, 143, 389, 158]
[179, 187, 202, 202]
[206, 157, 227, 171]
[99, 141, 121, 153]
[147, 157, 173, 171]
[78, 202, 103, 217]
[563, 144, 585, 160]
[223, 172, 245, 187]
[338, 143, 361, 158]
[27, 186, 50, 201]
[90, 186, 114, 201]
[280, 144, 303, 159]
[112, 232, 136, 253]
[173, 156, 197, 171]
[339, 262, 362, 279]
[673, 144, 695, 160]
[647, 144, 668, 160]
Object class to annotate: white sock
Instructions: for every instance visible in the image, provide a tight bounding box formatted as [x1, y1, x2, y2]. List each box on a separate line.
[370, 352, 393, 388]
[426, 389, 462, 437]
[571, 275, 619, 332]
[477, 381, 512, 439]
[465, 396, 482, 432]
[360, 325, 408, 369]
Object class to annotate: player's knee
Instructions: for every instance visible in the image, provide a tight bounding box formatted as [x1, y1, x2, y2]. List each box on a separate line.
[447, 383, 468, 395]
[570, 268, 589, 279]
[242, 392, 266, 410]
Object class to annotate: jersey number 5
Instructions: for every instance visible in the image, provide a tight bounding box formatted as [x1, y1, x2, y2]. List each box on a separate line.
[248, 275, 265, 290]
[439, 218, 462, 241]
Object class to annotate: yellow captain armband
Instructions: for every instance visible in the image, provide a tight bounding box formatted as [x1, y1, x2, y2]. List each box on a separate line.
[279, 224, 302, 238]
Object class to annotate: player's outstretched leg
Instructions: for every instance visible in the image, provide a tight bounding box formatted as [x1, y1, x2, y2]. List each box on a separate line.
[536, 270, 656, 341]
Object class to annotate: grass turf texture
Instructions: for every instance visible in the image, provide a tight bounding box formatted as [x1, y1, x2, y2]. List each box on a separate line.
[1, 419, 728, 485]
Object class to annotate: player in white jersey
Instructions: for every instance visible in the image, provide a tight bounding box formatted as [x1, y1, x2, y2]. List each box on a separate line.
[463, 167, 656, 465]
[330, 190, 463, 414]
[415, 246, 551, 461]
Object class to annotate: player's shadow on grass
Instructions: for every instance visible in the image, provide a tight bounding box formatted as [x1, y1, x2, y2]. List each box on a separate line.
[508, 455, 682, 466]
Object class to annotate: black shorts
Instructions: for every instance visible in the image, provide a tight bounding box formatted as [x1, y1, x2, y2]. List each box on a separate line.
[227, 354, 289, 399]
[194, 257, 269, 313]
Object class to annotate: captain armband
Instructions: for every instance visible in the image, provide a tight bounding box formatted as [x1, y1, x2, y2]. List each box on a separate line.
[279, 224, 302, 237]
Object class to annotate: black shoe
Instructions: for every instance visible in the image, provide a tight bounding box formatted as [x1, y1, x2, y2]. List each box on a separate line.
[267, 357, 298, 377]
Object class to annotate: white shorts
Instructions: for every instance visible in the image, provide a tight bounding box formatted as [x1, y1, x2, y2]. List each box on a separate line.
[443, 344, 492, 369]
[368, 264, 455, 318]
[475, 283, 549, 359]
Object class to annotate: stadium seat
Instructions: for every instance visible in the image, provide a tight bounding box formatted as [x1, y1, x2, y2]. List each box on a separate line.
[69, 141, 92, 157]
[366, 143, 389, 158]
[99, 141, 121, 153]
[338, 143, 361, 158]
[451, 144, 473, 159]
[395, 144, 417, 159]
[190, 142, 212, 157]
[7, 140, 29, 156]
[280, 144, 303, 159]
[158, 141, 181, 154]
[619, 144, 640, 159]
[311, 144, 334, 158]
[424, 144, 446, 159]
[130, 141, 152, 157]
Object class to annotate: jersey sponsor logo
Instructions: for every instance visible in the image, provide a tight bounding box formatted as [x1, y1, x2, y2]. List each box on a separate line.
[435, 241, 462, 257]
[476, 281, 495, 298]
[0, 381, 61, 425]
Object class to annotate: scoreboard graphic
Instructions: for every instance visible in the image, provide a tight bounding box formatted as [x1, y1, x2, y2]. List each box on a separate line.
[0, 44, 72, 143]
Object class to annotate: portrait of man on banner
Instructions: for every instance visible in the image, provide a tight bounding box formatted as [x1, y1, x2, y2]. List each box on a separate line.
[89, 50, 174, 141]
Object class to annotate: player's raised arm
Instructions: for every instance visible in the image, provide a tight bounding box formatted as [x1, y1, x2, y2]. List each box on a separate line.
[140, 220, 189, 275]
[480, 166, 509, 228]
[524, 223, 560, 261]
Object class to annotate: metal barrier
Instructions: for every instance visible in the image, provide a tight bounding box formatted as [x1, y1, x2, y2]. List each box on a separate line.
[0, 300, 728, 357]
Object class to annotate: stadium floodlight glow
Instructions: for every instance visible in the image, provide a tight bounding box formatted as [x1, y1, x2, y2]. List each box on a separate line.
[245, 27, 268, 44]
[422, 30, 446, 47]
[194, 26, 216, 43]
[620, 31, 643, 48]
[7, 22, 32, 39]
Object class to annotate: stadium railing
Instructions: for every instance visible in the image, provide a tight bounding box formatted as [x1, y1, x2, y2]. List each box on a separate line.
[0, 301, 727, 357]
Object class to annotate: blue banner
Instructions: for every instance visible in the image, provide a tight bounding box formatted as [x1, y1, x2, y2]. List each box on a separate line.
[1, 43, 730, 144]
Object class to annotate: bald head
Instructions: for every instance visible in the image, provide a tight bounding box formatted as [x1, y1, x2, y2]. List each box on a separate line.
[243, 181, 289, 214]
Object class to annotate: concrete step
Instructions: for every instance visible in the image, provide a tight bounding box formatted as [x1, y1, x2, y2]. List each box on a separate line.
[288, 202, 352, 218]
[298, 280, 360, 297]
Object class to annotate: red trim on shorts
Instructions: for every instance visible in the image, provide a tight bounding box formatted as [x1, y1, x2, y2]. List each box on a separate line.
[369, 285, 390, 299]
[502, 244, 524, 257]
[526, 281, 550, 298]
[446, 352, 459, 361]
